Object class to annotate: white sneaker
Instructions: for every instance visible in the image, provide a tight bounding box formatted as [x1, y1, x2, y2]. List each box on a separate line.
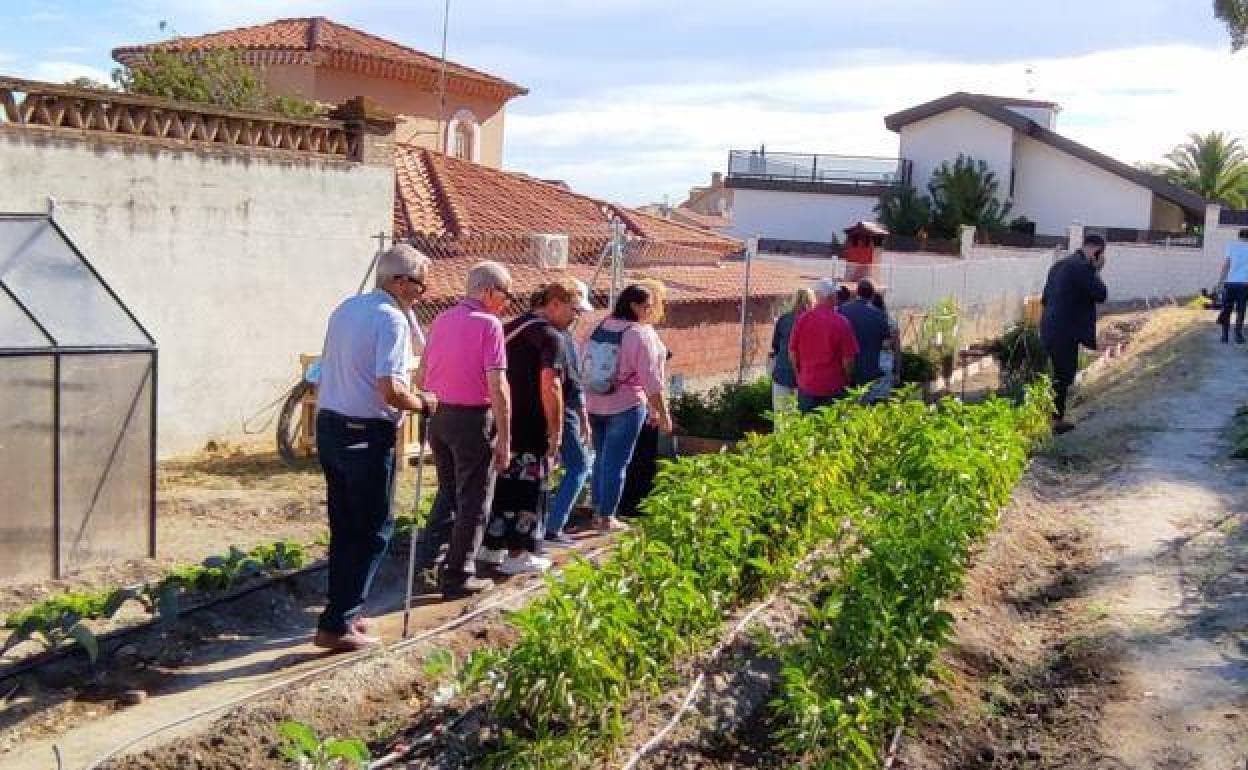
[498, 553, 552, 575]
[476, 547, 506, 566]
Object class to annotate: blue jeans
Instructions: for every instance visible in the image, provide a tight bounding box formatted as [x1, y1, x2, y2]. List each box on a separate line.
[547, 410, 591, 534]
[316, 410, 396, 634]
[590, 404, 647, 520]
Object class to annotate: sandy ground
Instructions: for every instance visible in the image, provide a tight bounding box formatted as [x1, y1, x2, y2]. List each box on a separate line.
[900, 307, 1248, 770]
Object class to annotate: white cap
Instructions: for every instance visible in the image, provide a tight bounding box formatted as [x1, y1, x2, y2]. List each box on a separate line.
[572, 278, 594, 312]
[813, 277, 840, 299]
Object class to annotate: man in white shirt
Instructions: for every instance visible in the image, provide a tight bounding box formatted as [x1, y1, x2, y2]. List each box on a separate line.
[313, 244, 437, 652]
[1217, 229, 1248, 345]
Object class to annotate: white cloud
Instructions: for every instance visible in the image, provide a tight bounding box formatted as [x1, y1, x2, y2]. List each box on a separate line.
[505, 44, 1247, 205]
[23, 61, 113, 85]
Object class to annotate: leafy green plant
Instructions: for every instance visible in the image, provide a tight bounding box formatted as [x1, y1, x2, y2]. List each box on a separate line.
[927, 154, 1013, 239]
[875, 185, 932, 237]
[277, 720, 370, 769]
[113, 49, 320, 119]
[1, 596, 103, 663]
[899, 350, 938, 384]
[451, 380, 1051, 767]
[671, 378, 772, 440]
[993, 322, 1049, 398]
[2, 537, 315, 662]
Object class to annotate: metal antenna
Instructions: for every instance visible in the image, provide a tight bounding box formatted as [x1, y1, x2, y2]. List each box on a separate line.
[436, 0, 452, 152]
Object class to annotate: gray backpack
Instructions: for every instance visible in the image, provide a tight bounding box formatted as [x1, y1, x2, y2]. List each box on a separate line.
[583, 322, 627, 395]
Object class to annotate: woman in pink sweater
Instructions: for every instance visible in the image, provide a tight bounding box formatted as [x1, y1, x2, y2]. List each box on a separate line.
[583, 283, 672, 531]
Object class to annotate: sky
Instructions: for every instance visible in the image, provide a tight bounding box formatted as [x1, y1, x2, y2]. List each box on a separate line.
[2, 0, 1246, 205]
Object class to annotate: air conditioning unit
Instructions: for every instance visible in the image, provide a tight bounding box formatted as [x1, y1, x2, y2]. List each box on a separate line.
[531, 233, 569, 270]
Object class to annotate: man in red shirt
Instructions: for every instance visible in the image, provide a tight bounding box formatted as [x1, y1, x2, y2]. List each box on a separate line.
[788, 278, 859, 413]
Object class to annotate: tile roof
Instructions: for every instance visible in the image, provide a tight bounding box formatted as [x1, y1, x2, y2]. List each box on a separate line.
[112, 17, 526, 100]
[884, 92, 1206, 217]
[386, 146, 823, 314]
[393, 145, 744, 254]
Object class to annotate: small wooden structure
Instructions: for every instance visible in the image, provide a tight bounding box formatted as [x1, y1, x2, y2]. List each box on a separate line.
[297, 354, 424, 469]
[842, 221, 889, 266]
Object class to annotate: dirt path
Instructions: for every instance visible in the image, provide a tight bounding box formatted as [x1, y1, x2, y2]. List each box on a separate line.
[1086, 324, 1248, 769]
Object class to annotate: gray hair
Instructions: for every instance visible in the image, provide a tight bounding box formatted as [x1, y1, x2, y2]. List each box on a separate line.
[375, 243, 431, 288]
[813, 277, 840, 300]
[465, 260, 512, 296]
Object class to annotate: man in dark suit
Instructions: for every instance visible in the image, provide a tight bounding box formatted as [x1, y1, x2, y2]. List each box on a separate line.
[1040, 234, 1108, 434]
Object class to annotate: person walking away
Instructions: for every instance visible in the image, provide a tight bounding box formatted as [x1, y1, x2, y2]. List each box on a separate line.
[313, 245, 437, 652]
[867, 292, 901, 402]
[583, 283, 672, 532]
[544, 279, 595, 546]
[838, 280, 891, 399]
[619, 279, 671, 519]
[478, 280, 580, 573]
[1216, 229, 1248, 344]
[769, 287, 815, 413]
[1040, 234, 1108, 434]
[412, 261, 515, 600]
[788, 278, 859, 413]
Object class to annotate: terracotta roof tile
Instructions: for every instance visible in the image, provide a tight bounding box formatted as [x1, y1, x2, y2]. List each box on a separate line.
[393, 145, 742, 256]
[112, 17, 526, 99]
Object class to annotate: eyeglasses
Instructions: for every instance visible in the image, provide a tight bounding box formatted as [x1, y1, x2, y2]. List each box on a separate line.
[398, 275, 427, 294]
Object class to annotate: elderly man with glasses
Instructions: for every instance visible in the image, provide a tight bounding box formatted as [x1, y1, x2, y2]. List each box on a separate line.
[412, 260, 517, 600]
[313, 244, 437, 652]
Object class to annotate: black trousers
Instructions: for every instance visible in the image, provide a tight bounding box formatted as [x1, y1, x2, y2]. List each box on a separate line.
[619, 423, 660, 517]
[1218, 282, 1248, 336]
[416, 405, 496, 586]
[316, 410, 396, 634]
[1044, 338, 1079, 419]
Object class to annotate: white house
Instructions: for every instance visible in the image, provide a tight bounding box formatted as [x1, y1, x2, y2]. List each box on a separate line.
[726, 92, 1206, 246]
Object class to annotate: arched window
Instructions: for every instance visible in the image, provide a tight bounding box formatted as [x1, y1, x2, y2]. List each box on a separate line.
[446, 109, 479, 162]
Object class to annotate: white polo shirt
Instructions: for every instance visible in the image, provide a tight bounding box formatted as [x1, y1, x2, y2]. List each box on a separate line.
[316, 290, 412, 422]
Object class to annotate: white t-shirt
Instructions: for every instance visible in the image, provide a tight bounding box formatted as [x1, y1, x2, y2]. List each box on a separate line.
[1227, 241, 1248, 284]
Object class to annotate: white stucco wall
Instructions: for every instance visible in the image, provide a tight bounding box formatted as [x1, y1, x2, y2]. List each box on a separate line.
[1100, 243, 1221, 302]
[898, 107, 1015, 196]
[0, 130, 393, 457]
[1011, 135, 1153, 235]
[727, 187, 879, 242]
[1003, 105, 1057, 129]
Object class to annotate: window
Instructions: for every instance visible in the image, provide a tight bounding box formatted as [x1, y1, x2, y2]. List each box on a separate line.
[446, 109, 478, 162]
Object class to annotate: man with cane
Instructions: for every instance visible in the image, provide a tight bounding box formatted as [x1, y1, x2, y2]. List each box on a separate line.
[313, 244, 436, 652]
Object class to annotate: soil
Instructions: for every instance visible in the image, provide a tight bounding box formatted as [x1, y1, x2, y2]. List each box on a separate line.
[606, 307, 1248, 770]
[0, 527, 612, 770]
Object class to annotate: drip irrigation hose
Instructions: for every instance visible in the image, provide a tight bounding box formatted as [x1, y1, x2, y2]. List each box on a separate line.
[82, 545, 612, 770]
[618, 597, 776, 770]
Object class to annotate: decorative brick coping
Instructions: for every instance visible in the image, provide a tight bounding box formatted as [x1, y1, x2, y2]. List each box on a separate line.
[0, 76, 358, 160]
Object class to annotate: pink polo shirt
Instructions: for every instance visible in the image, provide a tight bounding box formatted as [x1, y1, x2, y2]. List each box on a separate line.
[584, 319, 666, 416]
[422, 298, 506, 406]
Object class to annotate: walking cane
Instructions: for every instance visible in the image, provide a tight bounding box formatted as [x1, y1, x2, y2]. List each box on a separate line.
[401, 410, 431, 639]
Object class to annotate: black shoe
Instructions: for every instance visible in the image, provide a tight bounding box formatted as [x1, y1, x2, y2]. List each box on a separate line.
[441, 575, 493, 600]
[1052, 419, 1075, 435]
[1222, 331, 1230, 344]
[1236, 332, 1245, 344]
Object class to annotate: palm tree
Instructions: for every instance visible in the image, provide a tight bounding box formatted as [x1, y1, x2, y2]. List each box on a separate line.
[1215, 0, 1247, 51]
[926, 155, 1012, 239]
[1162, 131, 1248, 209]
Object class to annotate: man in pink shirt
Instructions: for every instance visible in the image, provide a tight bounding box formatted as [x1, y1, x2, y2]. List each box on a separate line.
[413, 261, 515, 600]
[789, 278, 859, 414]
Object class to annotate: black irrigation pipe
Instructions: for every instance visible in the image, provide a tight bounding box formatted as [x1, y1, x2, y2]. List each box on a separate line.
[0, 558, 333, 683]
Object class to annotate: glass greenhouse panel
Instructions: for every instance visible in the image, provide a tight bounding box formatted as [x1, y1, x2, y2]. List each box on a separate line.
[0, 217, 149, 347]
[0, 286, 52, 348]
[58, 353, 154, 572]
[0, 356, 56, 581]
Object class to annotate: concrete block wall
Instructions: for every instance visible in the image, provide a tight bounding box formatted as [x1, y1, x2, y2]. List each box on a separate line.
[0, 129, 393, 457]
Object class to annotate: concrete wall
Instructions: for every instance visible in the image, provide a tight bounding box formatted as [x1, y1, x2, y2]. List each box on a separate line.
[264, 67, 510, 167]
[1011, 134, 1152, 234]
[0, 129, 393, 456]
[899, 107, 1015, 197]
[1100, 243, 1220, 302]
[728, 187, 879, 242]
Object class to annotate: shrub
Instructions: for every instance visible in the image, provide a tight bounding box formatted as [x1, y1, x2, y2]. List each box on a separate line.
[670, 378, 772, 440]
